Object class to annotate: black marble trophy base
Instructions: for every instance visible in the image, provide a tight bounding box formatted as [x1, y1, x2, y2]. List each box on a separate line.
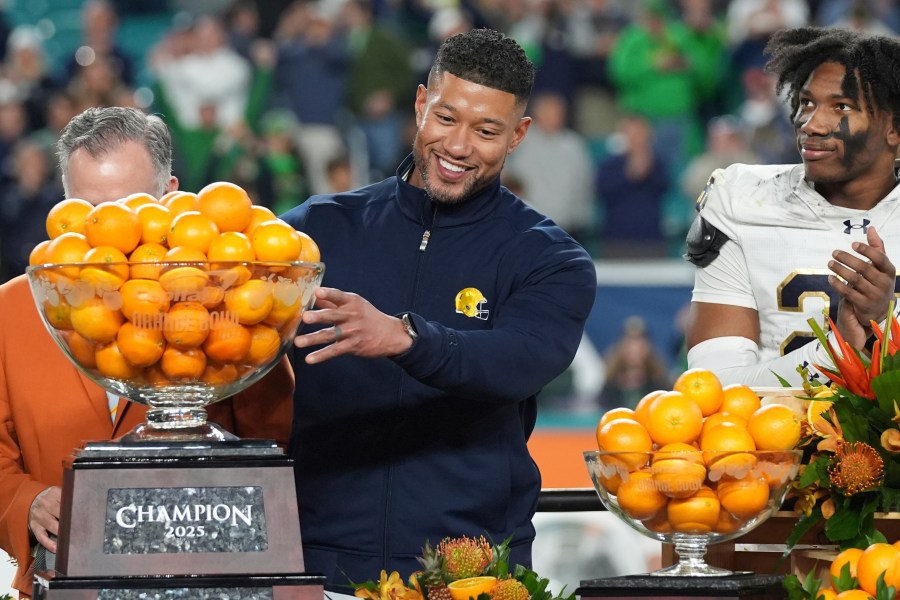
[55, 439, 304, 578]
[576, 573, 788, 600]
[33, 571, 326, 600]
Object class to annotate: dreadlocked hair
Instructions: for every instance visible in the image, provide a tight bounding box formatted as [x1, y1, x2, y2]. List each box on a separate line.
[430, 28, 534, 107]
[764, 26, 900, 132]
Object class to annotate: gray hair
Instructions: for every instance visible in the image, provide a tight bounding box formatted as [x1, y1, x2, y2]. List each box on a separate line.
[57, 106, 173, 197]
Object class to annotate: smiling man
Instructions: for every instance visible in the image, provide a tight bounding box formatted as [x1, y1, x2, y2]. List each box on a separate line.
[684, 27, 900, 388]
[279, 29, 597, 591]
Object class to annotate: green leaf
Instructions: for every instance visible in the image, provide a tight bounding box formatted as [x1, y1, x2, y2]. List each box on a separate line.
[786, 508, 824, 553]
[870, 370, 900, 415]
[824, 503, 864, 541]
[782, 574, 812, 600]
[875, 571, 897, 600]
[832, 559, 857, 592]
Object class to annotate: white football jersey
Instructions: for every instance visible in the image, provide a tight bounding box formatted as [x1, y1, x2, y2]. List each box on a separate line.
[692, 162, 900, 365]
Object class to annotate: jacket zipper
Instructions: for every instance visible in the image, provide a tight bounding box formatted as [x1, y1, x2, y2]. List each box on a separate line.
[419, 206, 437, 251]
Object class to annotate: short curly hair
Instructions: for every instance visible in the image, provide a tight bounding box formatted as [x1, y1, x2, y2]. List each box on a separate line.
[430, 28, 534, 106]
[764, 26, 900, 132]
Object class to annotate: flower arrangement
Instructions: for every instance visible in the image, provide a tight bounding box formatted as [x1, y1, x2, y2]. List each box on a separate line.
[785, 306, 900, 552]
[352, 536, 574, 600]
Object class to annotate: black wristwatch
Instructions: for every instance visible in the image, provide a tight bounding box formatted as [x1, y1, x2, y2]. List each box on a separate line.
[400, 313, 419, 341]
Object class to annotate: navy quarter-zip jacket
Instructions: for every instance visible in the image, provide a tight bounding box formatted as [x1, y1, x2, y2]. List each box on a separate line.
[281, 153, 597, 590]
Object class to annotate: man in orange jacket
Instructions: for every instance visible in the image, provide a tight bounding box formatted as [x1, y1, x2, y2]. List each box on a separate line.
[0, 106, 293, 598]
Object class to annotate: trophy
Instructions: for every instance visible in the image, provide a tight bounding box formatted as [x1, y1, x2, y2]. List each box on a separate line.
[26, 259, 325, 599]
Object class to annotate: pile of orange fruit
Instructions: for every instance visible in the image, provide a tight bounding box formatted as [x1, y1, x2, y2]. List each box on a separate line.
[594, 368, 801, 535]
[817, 543, 900, 599]
[27, 182, 321, 387]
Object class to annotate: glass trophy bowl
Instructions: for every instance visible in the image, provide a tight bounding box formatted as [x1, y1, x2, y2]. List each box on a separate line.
[27, 260, 324, 442]
[584, 448, 802, 576]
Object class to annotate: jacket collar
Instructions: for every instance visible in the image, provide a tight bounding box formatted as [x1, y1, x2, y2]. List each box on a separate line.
[394, 153, 504, 227]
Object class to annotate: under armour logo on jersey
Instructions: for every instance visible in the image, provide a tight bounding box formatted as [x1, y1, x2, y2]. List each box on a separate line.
[843, 219, 870, 234]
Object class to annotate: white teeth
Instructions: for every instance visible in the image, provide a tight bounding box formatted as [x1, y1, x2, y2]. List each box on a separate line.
[439, 157, 465, 173]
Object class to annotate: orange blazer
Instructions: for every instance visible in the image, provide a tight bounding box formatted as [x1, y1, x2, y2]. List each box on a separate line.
[0, 274, 295, 596]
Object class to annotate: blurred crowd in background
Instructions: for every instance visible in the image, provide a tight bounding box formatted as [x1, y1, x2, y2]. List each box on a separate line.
[0, 0, 897, 411]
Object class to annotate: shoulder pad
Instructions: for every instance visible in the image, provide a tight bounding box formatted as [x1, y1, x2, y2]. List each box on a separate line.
[684, 215, 728, 267]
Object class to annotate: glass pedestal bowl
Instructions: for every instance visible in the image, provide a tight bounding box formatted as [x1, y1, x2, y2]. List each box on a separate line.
[583, 448, 802, 576]
[27, 259, 324, 442]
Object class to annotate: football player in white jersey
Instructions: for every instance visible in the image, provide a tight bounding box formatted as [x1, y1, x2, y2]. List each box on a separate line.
[684, 27, 900, 387]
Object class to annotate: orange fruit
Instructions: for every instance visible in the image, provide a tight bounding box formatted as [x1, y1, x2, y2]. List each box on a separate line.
[160, 345, 207, 380]
[673, 368, 724, 416]
[713, 507, 744, 534]
[263, 282, 304, 328]
[69, 296, 124, 344]
[666, 487, 720, 533]
[633, 390, 666, 428]
[43, 296, 73, 330]
[198, 285, 226, 310]
[834, 591, 870, 600]
[29, 239, 51, 266]
[203, 316, 251, 363]
[161, 190, 200, 216]
[716, 476, 770, 519]
[641, 508, 672, 534]
[297, 230, 321, 263]
[645, 391, 704, 446]
[224, 279, 274, 325]
[720, 384, 762, 420]
[128, 242, 169, 280]
[242, 204, 276, 237]
[816, 590, 836, 600]
[119, 192, 158, 210]
[159, 247, 210, 298]
[64, 330, 98, 369]
[747, 403, 802, 451]
[116, 321, 165, 367]
[857, 543, 900, 596]
[208, 231, 255, 263]
[197, 181, 253, 233]
[84, 202, 142, 253]
[79, 245, 129, 291]
[247, 324, 282, 366]
[701, 412, 748, 439]
[615, 470, 668, 520]
[135, 202, 173, 246]
[163, 301, 210, 348]
[167, 211, 219, 254]
[44, 232, 91, 277]
[95, 340, 141, 379]
[596, 418, 653, 471]
[46, 198, 93, 239]
[447, 577, 498, 600]
[651, 442, 706, 498]
[830, 547, 864, 581]
[208, 231, 255, 286]
[120, 278, 171, 322]
[700, 422, 758, 476]
[201, 362, 240, 385]
[250, 219, 302, 262]
[598, 408, 637, 431]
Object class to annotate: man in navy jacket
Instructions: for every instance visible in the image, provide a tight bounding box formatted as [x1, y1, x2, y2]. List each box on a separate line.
[281, 28, 597, 591]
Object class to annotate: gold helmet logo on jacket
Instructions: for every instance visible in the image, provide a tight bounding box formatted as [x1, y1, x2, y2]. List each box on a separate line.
[455, 287, 489, 320]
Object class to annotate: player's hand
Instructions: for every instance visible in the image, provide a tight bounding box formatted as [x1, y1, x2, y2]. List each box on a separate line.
[830, 226, 896, 348]
[29, 486, 61, 553]
[294, 287, 413, 363]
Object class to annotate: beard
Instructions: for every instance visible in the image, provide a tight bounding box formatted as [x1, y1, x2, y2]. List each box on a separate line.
[412, 144, 482, 205]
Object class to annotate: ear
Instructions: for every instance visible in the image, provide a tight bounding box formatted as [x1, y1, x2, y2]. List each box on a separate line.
[414, 84, 428, 127]
[507, 117, 532, 155]
[887, 116, 900, 147]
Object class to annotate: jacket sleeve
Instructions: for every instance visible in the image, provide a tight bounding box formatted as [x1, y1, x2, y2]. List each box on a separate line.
[392, 238, 597, 404]
[0, 334, 46, 594]
[206, 355, 294, 448]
